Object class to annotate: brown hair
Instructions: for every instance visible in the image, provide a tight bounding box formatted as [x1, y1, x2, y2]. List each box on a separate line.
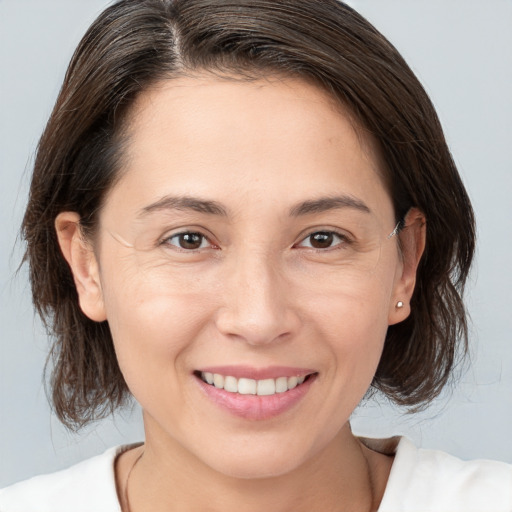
[22, 0, 475, 429]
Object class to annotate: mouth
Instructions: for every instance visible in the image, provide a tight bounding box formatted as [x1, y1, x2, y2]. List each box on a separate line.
[194, 370, 317, 397]
[193, 367, 318, 420]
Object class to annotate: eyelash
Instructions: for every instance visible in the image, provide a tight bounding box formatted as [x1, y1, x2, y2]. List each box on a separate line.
[294, 230, 352, 251]
[161, 229, 352, 252]
[162, 231, 216, 252]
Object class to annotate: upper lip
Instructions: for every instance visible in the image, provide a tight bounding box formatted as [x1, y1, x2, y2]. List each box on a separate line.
[195, 366, 317, 380]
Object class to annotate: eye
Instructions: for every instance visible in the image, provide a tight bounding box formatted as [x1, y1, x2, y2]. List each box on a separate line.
[296, 230, 349, 250]
[165, 232, 211, 250]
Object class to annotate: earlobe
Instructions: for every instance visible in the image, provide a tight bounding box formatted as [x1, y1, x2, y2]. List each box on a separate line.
[55, 212, 107, 322]
[388, 208, 426, 325]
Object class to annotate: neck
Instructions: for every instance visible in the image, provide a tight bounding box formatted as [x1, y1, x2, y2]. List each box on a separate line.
[118, 420, 392, 512]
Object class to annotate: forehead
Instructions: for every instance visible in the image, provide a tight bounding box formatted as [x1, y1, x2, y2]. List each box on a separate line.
[105, 74, 392, 222]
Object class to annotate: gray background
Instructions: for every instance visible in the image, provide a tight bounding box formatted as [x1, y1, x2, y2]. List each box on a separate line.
[1, 0, 511, 488]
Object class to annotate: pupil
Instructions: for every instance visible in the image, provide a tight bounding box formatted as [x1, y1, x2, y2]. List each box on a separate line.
[311, 232, 333, 249]
[180, 233, 202, 249]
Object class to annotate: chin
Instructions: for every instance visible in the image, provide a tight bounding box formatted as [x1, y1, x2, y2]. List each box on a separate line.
[210, 453, 305, 480]
[193, 434, 317, 480]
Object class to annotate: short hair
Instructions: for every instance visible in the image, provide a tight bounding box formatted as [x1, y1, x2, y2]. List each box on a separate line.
[22, 0, 475, 429]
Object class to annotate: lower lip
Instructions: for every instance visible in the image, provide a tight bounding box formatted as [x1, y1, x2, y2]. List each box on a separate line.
[195, 374, 317, 421]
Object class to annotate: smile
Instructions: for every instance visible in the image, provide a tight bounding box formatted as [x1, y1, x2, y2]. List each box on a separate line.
[199, 372, 311, 396]
[194, 367, 318, 420]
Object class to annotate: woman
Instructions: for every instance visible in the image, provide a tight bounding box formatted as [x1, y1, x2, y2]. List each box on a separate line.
[1, 0, 510, 510]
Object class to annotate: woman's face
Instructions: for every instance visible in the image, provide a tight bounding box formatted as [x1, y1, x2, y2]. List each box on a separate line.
[71, 75, 415, 478]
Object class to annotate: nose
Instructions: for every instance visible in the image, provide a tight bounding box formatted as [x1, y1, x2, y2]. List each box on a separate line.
[214, 250, 301, 346]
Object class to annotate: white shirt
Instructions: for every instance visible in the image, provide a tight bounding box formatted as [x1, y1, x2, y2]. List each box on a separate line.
[1, 438, 511, 511]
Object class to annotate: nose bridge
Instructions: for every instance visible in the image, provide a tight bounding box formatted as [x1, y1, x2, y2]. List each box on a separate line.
[216, 245, 297, 345]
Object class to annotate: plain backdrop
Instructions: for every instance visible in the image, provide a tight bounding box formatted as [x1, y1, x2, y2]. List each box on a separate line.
[1, 0, 511, 488]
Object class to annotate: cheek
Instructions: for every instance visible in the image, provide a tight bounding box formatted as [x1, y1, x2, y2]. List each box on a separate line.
[301, 268, 394, 382]
[301, 259, 395, 327]
[99, 263, 215, 397]
[316, 290, 389, 365]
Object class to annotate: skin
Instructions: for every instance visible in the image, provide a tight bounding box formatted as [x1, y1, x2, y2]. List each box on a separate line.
[56, 75, 425, 512]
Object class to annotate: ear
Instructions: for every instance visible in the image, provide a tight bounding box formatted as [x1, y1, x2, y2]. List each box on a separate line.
[55, 212, 107, 322]
[388, 207, 426, 325]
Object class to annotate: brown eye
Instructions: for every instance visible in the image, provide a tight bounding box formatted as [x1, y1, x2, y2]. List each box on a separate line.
[309, 232, 334, 249]
[296, 231, 347, 250]
[167, 232, 207, 250]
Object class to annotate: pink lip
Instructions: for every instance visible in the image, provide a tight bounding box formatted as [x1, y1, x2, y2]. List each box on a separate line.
[195, 365, 316, 380]
[194, 371, 317, 421]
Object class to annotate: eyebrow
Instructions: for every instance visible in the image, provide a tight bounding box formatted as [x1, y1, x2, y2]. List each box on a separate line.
[138, 194, 370, 218]
[139, 196, 228, 217]
[289, 195, 371, 216]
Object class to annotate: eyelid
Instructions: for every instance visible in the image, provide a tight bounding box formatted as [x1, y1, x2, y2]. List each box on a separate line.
[294, 228, 353, 250]
[160, 227, 219, 251]
[158, 225, 354, 252]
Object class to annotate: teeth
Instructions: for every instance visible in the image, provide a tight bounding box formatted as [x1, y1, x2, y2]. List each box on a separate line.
[200, 372, 311, 395]
[257, 378, 275, 396]
[287, 376, 298, 389]
[213, 374, 224, 389]
[275, 377, 288, 393]
[238, 378, 257, 395]
[224, 376, 238, 393]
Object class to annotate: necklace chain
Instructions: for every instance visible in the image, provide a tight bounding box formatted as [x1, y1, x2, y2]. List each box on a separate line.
[123, 449, 144, 512]
[122, 443, 375, 512]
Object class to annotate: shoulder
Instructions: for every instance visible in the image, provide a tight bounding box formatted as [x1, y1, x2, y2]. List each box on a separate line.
[378, 437, 512, 512]
[0, 444, 137, 512]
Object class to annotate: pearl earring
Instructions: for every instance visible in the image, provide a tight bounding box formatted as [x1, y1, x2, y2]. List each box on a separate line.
[396, 301, 404, 309]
